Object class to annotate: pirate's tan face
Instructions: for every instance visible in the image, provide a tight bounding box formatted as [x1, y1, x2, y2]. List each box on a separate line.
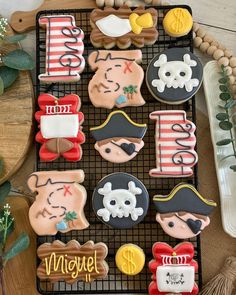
[95, 138, 144, 163]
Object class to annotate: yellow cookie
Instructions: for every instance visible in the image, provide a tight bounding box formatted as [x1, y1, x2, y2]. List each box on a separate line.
[115, 244, 145, 275]
[163, 8, 193, 37]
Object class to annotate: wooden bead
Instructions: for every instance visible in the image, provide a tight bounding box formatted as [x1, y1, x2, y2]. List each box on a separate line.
[232, 67, 236, 76]
[218, 44, 226, 51]
[224, 49, 233, 58]
[229, 75, 235, 85]
[211, 41, 219, 47]
[193, 37, 202, 48]
[218, 57, 230, 67]
[193, 22, 200, 33]
[229, 57, 236, 68]
[213, 49, 224, 60]
[197, 28, 206, 38]
[203, 35, 214, 43]
[124, 0, 132, 6]
[225, 66, 233, 76]
[207, 45, 217, 56]
[96, 0, 105, 7]
[200, 42, 210, 53]
[114, 0, 124, 6]
[104, 0, 114, 6]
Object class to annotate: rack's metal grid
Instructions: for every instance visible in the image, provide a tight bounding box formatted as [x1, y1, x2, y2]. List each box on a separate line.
[35, 5, 202, 294]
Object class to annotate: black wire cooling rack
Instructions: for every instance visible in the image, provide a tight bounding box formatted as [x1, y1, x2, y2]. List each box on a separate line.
[35, 5, 202, 294]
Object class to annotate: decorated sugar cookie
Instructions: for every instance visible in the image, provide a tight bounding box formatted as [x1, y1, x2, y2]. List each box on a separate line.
[88, 50, 145, 109]
[149, 110, 198, 177]
[115, 244, 145, 275]
[38, 15, 85, 83]
[35, 93, 85, 162]
[37, 240, 109, 283]
[163, 8, 193, 37]
[92, 173, 149, 229]
[28, 170, 89, 235]
[146, 48, 203, 104]
[153, 183, 217, 239]
[149, 242, 199, 295]
[90, 6, 158, 49]
[90, 111, 147, 163]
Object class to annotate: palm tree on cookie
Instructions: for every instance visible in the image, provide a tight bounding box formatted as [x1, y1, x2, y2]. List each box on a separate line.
[123, 85, 137, 100]
[64, 211, 77, 228]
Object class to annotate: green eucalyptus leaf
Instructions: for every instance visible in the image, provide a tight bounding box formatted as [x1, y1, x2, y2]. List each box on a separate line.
[219, 85, 228, 92]
[5, 34, 26, 43]
[220, 93, 232, 101]
[216, 139, 233, 146]
[216, 113, 228, 121]
[2, 49, 34, 70]
[0, 181, 11, 204]
[230, 165, 236, 172]
[219, 77, 228, 84]
[219, 121, 233, 130]
[225, 100, 236, 109]
[0, 159, 3, 175]
[0, 66, 19, 89]
[0, 77, 4, 95]
[3, 232, 29, 262]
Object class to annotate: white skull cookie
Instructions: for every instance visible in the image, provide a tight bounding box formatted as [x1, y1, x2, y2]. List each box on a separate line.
[146, 48, 203, 105]
[92, 173, 149, 229]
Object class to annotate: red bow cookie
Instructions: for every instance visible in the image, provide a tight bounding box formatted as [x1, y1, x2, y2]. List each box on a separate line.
[35, 94, 85, 162]
[149, 242, 199, 295]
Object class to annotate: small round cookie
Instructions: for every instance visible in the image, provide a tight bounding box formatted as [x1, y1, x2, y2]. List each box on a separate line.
[92, 173, 149, 229]
[146, 48, 203, 104]
[115, 244, 145, 275]
[163, 8, 193, 38]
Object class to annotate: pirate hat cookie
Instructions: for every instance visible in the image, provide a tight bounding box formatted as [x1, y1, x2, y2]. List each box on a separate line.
[146, 48, 203, 104]
[153, 183, 217, 239]
[90, 110, 147, 163]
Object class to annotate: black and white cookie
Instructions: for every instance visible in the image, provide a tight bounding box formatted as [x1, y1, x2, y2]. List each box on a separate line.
[146, 48, 203, 104]
[92, 173, 149, 229]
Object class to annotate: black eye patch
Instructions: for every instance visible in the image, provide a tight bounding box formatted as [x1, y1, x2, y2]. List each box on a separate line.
[111, 141, 138, 156]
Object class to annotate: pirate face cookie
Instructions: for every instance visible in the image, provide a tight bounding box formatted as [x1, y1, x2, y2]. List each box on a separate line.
[90, 6, 158, 49]
[149, 242, 199, 295]
[92, 173, 149, 229]
[146, 48, 203, 104]
[90, 111, 147, 163]
[153, 184, 217, 239]
[28, 170, 89, 235]
[88, 50, 145, 109]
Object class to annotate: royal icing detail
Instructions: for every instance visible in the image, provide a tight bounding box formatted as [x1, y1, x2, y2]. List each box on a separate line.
[92, 173, 149, 229]
[37, 240, 109, 284]
[90, 110, 147, 163]
[115, 244, 145, 276]
[28, 170, 89, 235]
[38, 15, 85, 83]
[149, 110, 198, 178]
[90, 6, 158, 49]
[153, 184, 217, 239]
[35, 94, 85, 162]
[149, 242, 199, 295]
[88, 50, 145, 109]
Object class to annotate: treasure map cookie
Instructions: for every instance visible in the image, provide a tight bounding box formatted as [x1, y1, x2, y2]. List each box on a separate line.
[163, 8, 193, 38]
[92, 173, 149, 229]
[90, 5, 158, 49]
[28, 170, 89, 235]
[90, 110, 147, 163]
[37, 240, 109, 284]
[115, 244, 145, 276]
[88, 50, 145, 109]
[38, 15, 85, 83]
[35, 93, 85, 162]
[153, 183, 217, 239]
[146, 48, 203, 104]
[149, 242, 199, 295]
[149, 110, 198, 177]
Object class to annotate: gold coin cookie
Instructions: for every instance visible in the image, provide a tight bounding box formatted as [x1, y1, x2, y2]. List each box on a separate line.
[163, 8, 193, 37]
[115, 244, 145, 275]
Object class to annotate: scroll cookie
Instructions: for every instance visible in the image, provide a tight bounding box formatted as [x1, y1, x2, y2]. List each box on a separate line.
[153, 183, 217, 239]
[28, 170, 89, 235]
[146, 48, 203, 104]
[149, 242, 199, 295]
[163, 8, 193, 38]
[90, 110, 147, 163]
[88, 50, 145, 109]
[37, 240, 109, 284]
[90, 5, 158, 49]
[35, 93, 85, 162]
[115, 244, 145, 275]
[92, 172, 149, 229]
[38, 15, 85, 83]
[149, 110, 197, 177]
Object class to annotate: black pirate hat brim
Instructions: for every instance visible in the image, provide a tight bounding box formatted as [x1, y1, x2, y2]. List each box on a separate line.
[153, 184, 217, 216]
[90, 110, 147, 141]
